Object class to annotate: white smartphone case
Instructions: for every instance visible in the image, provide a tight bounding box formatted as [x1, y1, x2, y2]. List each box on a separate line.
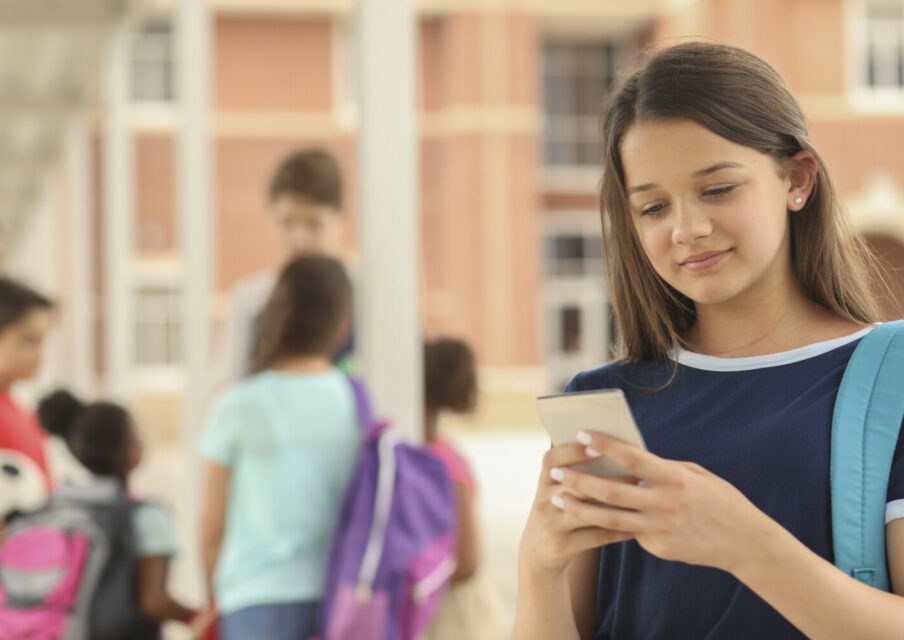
[536, 388, 646, 477]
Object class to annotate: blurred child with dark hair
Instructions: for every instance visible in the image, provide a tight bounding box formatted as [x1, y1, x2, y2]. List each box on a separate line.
[423, 338, 506, 640]
[0, 278, 55, 521]
[34, 390, 214, 638]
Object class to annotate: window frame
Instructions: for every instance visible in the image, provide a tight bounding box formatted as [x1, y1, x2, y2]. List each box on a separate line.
[332, 17, 359, 130]
[848, 0, 904, 110]
[543, 211, 612, 393]
[541, 38, 627, 172]
[131, 19, 176, 105]
[132, 260, 183, 391]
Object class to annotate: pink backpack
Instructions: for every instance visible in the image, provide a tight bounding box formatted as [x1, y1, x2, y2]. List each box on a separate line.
[0, 482, 158, 640]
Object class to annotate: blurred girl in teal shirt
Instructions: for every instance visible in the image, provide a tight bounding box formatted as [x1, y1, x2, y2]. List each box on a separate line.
[199, 255, 360, 640]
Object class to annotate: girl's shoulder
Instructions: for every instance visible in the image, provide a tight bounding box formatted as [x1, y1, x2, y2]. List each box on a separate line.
[565, 359, 673, 394]
[214, 369, 340, 406]
[428, 438, 474, 491]
[131, 500, 179, 557]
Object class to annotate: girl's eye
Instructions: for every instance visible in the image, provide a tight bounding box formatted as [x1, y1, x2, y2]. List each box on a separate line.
[640, 202, 667, 217]
[704, 185, 736, 198]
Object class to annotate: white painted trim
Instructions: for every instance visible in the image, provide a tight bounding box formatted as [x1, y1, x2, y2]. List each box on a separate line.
[844, 0, 904, 113]
[133, 367, 186, 392]
[130, 105, 181, 132]
[134, 256, 182, 280]
[421, 105, 542, 137]
[543, 167, 602, 193]
[845, 0, 867, 100]
[212, 0, 354, 14]
[202, 0, 658, 17]
[103, 24, 136, 402]
[214, 110, 354, 138]
[332, 16, 360, 128]
[479, 366, 550, 393]
[419, 0, 658, 18]
[67, 117, 96, 395]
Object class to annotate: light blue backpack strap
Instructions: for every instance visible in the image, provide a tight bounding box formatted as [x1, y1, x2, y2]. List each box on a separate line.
[831, 320, 904, 591]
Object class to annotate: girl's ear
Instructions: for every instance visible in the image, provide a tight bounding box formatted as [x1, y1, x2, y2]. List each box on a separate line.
[123, 434, 143, 476]
[786, 150, 818, 212]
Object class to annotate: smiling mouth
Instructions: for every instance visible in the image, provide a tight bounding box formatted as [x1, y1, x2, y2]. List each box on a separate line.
[680, 249, 732, 272]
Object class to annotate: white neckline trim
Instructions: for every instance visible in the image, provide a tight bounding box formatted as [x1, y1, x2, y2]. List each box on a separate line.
[675, 327, 872, 372]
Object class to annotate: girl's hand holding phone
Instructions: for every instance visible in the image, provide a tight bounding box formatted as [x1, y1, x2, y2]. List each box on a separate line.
[546, 430, 784, 575]
[518, 439, 639, 577]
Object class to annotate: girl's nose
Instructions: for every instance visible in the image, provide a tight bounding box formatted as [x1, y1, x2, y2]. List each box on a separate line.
[671, 203, 713, 246]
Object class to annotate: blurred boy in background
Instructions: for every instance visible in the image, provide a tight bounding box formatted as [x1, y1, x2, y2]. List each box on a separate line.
[214, 147, 354, 386]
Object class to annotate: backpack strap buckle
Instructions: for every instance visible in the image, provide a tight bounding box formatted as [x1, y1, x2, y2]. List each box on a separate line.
[852, 567, 879, 587]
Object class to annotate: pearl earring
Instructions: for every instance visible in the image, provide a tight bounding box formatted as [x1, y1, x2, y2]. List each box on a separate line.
[794, 196, 803, 206]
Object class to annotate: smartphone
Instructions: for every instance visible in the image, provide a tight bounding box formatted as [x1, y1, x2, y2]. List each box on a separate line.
[536, 388, 647, 477]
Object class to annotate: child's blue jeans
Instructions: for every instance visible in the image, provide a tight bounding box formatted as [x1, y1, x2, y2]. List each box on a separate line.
[219, 601, 318, 640]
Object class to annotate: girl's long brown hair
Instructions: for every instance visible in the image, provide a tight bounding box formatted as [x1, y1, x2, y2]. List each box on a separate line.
[600, 42, 884, 362]
[251, 254, 351, 373]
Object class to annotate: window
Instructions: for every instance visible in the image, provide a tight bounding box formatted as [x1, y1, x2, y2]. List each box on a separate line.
[134, 285, 181, 367]
[333, 19, 359, 126]
[543, 216, 612, 392]
[559, 306, 582, 353]
[546, 233, 603, 276]
[132, 21, 175, 102]
[543, 41, 621, 166]
[862, 1, 904, 90]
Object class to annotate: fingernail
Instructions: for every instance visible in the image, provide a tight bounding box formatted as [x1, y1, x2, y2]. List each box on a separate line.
[576, 430, 593, 445]
[638, 479, 649, 488]
[549, 467, 565, 482]
[585, 446, 601, 458]
[551, 494, 566, 510]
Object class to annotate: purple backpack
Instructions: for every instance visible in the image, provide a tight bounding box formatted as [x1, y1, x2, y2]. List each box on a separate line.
[315, 378, 457, 640]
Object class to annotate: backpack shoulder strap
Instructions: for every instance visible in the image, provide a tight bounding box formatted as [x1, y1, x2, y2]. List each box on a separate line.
[831, 320, 904, 591]
[346, 376, 378, 436]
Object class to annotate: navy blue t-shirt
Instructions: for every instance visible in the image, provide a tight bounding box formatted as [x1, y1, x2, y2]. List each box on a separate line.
[564, 328, 904, 639]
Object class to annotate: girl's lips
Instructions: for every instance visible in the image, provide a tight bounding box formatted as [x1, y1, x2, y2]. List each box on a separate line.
[680, 249, 731, 272]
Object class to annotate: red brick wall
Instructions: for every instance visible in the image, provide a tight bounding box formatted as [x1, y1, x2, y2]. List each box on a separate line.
[215, 17, 334, 110]
[136, 134, 175, 252]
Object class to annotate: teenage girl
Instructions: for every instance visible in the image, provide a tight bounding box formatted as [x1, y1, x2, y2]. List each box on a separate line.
[38, 390, 213, 638]
[199, 254, 360, 640]
[515, 42, 904, 639]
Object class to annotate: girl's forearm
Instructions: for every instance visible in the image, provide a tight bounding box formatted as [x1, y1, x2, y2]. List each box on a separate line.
[201, 543, 219, 598]
[137, 556, 198, 623]
[512, 563, 582, 640]
[140, 593, 197, 623]
[733, 520, 904, 640]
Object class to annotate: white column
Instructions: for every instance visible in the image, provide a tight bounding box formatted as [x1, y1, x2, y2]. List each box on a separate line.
[67, 117, 96, 396]
[176, 0, 214, 434]
[175, 0, 214, 606]
[355, 0, 422, 440]
[7, 178, 60, 405]
[103, 25, 135, 402]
